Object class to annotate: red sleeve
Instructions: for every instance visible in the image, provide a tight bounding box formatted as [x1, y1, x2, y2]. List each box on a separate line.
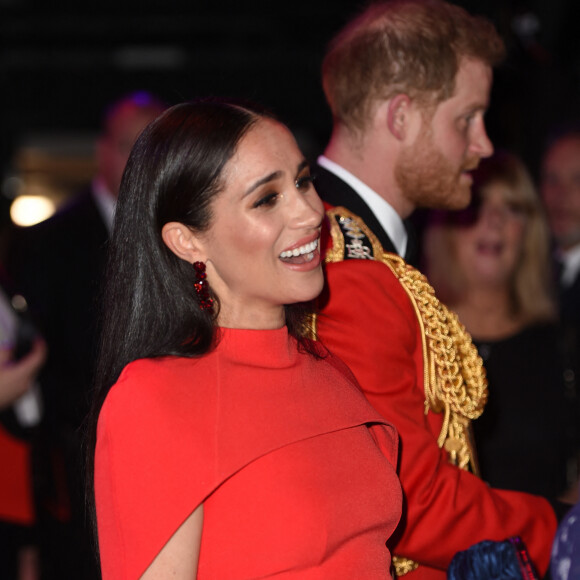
[317, 258, 557, 576]
[94, 358, 218, 580]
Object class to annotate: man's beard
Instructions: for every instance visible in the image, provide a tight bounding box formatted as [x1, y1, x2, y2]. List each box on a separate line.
[394, 130, 479, 211]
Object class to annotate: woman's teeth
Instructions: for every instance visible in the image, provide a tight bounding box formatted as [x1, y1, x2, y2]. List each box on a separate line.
[279, 240, 318, 259]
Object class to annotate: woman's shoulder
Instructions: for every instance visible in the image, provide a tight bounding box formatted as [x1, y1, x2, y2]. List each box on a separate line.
[306, 340, 360, 386]
[118, 354, 208, 380]
[101, 355, 217, 422]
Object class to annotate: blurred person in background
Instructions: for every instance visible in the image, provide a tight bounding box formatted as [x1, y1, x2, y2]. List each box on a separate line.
[541, 128, 580, 332]
[3, 91, 165, 579]
[423, 151, 578, 500]
[541, 129, 580, 493]
[552, 481, 580, 580]
[0, 282, 46, 580]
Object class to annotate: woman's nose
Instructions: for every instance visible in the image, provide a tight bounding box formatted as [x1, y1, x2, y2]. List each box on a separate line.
[292, 189, 324, 228]
[480, 204, 507, 227]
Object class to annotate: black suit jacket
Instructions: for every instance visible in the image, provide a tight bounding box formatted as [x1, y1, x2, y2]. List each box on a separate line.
[561, 272, 580, 328]
[3, 186, 107, 577]
[314, 163, 418, 264]
[5, 186, 109, 433]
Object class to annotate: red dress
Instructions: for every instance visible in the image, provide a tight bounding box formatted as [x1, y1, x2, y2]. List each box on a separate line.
[95, 327, 402, 579]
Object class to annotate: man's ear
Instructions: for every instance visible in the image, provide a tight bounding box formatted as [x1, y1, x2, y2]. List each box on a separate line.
[386, 94, 413, 141]
[161, 222, 204, 263]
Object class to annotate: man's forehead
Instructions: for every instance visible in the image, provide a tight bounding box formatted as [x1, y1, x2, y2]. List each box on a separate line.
[455, 58, 491, 94]
[431, 58, 492, 112]
[549, 136, 580, 156]
[544, 137, 580, 169]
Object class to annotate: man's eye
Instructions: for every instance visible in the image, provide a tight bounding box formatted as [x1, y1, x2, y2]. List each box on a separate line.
[458, 113, 476, 128]
[253, 193, 279, 208]
[296, 175, 315, 191]
[462, 114, 475, 127]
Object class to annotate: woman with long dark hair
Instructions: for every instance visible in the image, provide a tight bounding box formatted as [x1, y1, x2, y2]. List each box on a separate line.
[88, 99, 402, 579]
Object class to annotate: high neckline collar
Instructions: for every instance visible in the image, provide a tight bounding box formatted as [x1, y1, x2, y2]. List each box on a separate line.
[216, 326, 295, 367]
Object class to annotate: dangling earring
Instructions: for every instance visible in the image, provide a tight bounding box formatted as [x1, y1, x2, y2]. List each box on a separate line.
[193, 261, 214, 312]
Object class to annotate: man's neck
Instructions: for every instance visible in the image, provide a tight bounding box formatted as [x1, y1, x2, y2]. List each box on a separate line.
[323, 127, 412, 218]
[317, 155, 408, 258]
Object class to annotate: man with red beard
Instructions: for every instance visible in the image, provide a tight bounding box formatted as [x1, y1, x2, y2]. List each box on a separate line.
[313, 1, 559, 578]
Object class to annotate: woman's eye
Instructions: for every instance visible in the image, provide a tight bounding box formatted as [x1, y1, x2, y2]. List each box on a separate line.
[296, 174, 315, 191]
[253, 192, 279, 209]
[506, 202, 527, 216]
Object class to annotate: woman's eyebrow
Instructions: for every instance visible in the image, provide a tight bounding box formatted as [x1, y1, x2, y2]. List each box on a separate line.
[244, 160, 310, 197]
[295, 160, 309, 176]
[244, 171, 283, 197]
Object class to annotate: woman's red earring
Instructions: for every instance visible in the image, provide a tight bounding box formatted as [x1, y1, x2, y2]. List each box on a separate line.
[193, 261, 214, 312]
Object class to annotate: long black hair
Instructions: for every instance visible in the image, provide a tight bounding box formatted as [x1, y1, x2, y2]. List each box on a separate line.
[86, 98, 319, 554]
[96, 100, 262, 391]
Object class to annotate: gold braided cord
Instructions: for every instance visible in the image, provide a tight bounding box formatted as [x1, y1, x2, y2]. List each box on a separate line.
[382, 254, 487, 577]
[392, 556, 419, 577]
[382, 253, 487, 472]
[321, 208, 489, 576]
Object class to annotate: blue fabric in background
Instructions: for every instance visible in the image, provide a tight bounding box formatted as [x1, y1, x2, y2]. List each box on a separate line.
[551, 498, 580, 580]
[448, 537, 538, 579]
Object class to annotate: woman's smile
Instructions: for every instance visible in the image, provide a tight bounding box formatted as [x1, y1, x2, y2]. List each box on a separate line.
[196, 118, 325, 328]
[279, 235, 321, 267]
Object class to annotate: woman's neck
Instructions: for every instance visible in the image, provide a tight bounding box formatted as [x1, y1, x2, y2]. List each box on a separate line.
[451, 286, 525, 341]
[217, 303, 286, 330]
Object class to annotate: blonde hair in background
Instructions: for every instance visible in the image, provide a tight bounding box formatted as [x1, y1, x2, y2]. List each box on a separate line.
[425, 152, 556, 324]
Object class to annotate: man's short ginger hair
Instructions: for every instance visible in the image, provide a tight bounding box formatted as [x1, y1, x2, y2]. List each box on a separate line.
[322, 0, 505, 132]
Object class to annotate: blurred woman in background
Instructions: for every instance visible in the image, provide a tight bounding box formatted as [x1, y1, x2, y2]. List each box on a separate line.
[423, 151, 577, 499]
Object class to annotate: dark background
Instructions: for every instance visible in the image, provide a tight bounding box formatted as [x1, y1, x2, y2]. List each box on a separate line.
[2, 0, 580, 187]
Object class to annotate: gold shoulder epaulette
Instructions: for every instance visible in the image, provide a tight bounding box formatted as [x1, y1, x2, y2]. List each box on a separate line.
[325, 206, 384, 262]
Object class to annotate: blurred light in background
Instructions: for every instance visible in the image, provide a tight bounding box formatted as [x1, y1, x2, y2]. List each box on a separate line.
[10, 195, 56, 226]
[1, 134, 97, 228]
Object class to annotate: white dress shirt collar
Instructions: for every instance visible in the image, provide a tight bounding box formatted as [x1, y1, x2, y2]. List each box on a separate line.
[560, 243, 580, 287]
[317, 155, 407, 257]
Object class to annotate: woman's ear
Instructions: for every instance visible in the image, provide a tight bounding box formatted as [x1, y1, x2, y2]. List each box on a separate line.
[161, 222, 204, 263]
